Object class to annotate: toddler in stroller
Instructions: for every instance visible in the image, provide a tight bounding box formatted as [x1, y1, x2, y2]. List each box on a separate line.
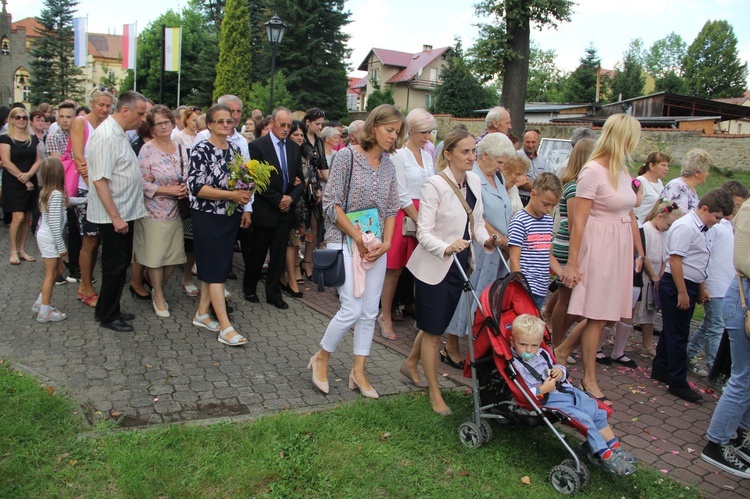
[511, 314, 637, 477]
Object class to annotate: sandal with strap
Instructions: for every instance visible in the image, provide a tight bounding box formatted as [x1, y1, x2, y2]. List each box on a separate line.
[80, 292, 99, 307]
[300, 260, 313, 281]
[18, 251, 36, 262]
[218, 326, 247, 346]
[9, 252, 20, 265]
[377, 314, 397, 340]
[192, 313, 220, 332]
[183, 283, 200, 296]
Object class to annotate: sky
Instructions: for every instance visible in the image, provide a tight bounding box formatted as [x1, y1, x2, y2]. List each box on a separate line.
[11, 0, 750, 87]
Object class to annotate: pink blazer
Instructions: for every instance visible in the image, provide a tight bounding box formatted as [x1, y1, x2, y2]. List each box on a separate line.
[407, 168, 491, 285]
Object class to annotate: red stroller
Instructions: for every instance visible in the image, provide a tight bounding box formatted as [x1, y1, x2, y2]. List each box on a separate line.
[451, 254, 613, 495]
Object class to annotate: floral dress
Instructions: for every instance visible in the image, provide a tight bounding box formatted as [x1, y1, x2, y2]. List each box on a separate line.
[187, 139, 240, 215]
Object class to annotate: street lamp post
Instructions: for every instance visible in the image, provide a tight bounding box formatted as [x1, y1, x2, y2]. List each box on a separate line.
[265, 13, 287, 115]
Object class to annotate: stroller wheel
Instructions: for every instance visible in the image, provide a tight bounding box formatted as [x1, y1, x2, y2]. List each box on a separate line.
[458, 421, 484, 448]
[479, 420, 493, 443]
[561, 458, 590, 490]
[548, 464, 581, 495]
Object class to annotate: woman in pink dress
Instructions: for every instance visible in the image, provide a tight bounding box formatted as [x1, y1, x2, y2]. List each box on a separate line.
[559, 114, 645, 404]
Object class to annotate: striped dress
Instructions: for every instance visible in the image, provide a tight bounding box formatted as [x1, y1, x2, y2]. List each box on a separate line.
[551, 181, 577, 265]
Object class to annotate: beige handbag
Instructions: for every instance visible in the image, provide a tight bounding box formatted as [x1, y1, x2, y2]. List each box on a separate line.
[402, 217, 417, 237]
[738, 273, 750, 338]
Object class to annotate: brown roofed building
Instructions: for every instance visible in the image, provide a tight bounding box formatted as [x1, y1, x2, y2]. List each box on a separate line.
[356, 44, 450, 112]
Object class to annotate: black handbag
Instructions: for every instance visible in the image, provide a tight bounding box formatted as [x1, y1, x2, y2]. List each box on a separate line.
[176, 144, 191, 220]
[312, 147, 354, 292]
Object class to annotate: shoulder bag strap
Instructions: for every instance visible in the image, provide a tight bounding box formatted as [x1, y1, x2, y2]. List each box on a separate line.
[439, 172, 474, 237]
[739, 272, 748, 313]
[339, 146, 355, 246]
[178, 144, 184, 177]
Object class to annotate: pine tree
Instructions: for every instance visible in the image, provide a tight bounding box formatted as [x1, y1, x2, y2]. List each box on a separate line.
[213, 0, 253, 102]
[433, 42, 496, 118]
[610, 42, 646, 101]
[683, 20, 748, 99]
[247, 71, 296, 111]
[562, 45, 603, 103]
[364, 77, 395, 112]
[262, 0, 351, 119]
[28, 0, 84, 105]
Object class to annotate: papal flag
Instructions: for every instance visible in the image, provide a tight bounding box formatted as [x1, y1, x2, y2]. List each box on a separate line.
[122, 23, 137, 70]
[164, 27, 182, 72]
[73, 17, 87, 67]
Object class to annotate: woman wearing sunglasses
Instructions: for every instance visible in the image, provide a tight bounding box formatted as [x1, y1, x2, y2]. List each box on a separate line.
[0, 108, 40, 265]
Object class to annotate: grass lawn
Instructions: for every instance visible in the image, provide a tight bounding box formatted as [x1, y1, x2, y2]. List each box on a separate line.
[1, 362, 700, 498]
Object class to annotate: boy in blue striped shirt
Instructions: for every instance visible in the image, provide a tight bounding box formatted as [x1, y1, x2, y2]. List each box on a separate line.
[509, 172, 564, 309]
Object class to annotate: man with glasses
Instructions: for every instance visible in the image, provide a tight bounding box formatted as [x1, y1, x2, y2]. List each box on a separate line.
[244, 107, 305, 309]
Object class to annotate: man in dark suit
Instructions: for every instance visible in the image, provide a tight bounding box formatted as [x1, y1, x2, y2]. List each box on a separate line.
[244, 108, 305, 309]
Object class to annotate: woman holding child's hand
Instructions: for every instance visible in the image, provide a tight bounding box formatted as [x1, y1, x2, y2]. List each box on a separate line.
[402, 129, 494, 416]
[556, 115, 645, 406]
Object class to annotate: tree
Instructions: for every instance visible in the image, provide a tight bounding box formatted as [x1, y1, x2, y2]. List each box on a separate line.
[609, 40, 646, 101]
[213, 0, 254, 102]
[683, 20, 748, 99]
[364, 77, 395, 112]
[469, 0, 573, 134]
[645, 33, 687, 94]
[28, 0, 84, 105]
[98, 64, 120, 93]
[433, 42, 496, 118]
[263, 0, 351, 118]
[121, 7, 217, 106]
[247, 71, 296, 111]
[526, 43, 566, 102]
[562, 44, 603, 103]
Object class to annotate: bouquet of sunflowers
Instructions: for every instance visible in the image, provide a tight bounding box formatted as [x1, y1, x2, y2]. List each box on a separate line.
[226, 155, 277, 215]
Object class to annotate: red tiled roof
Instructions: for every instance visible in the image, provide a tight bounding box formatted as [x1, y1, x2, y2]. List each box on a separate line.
[598, 68, 616, 79]
[11, 17, 44, 38]
[357, 47, 412, 71]
[386, 46, 450, 84]
[348, 77, 363, 95]
[88, 33, 122, 61]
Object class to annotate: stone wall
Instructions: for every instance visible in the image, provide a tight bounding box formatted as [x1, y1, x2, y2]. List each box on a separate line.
[433, 115, 750, 171]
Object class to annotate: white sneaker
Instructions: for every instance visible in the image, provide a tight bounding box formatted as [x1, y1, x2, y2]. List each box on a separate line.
[689, 358, 708, 377]
[31, 300, 42, 313]
[37, 308, 67, 323]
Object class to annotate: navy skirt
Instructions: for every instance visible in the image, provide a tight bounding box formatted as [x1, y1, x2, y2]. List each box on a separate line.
[191, 208, 241, 284]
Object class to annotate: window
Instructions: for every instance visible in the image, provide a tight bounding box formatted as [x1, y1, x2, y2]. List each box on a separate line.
[370, 68, 379, 84]
[429, 67, 438, 83]
[1, 37, 10, 55]
[425, 94, 434, 108]
[22, 85, 30, 103]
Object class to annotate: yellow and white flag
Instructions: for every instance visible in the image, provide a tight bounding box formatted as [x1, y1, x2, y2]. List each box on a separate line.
[164, 27, 181, 72]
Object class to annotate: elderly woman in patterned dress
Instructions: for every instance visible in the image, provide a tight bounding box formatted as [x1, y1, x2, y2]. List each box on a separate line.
[133, 105, 189, 318]
[308, 105, 403, 399]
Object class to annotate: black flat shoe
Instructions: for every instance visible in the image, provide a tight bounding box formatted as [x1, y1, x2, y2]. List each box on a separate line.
[595, 351, 612, 365]
[245, 293, 259, 303]
[268, 299, 289, 310]
[669, 385, 703, 403]
[118, 312, 135, 321]
[129, 285, 151, 300]
[280, 282, 303, 298]
[611, 355, 637, 369]
[100, 318, 133, 333]
[439, 349, 465, 370]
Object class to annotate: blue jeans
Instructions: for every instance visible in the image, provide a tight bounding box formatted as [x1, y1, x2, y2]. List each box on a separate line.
[532, 293, 546, 310]
[687, 297, 724, 369]
[706, 277, 750, 445]
[652, 273, 699, 389]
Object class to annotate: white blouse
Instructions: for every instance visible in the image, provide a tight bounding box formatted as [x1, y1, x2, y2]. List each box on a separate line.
[391, 146, 435, 209]
[634, 175, 664, 222]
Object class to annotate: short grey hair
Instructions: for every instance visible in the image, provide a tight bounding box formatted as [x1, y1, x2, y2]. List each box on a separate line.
[570, 126, 596, 146]
[485, 106, 508, 128]
[217, 95, 243, 108]
[477, 132, 515, 160]
[271, 107, 291, 120]
[405, 108, 437, 134]
[115, 90, 147, 112]
[348, 120, 364, 135]
[681, 148, 712, 176]
[320, 126, 340, 141]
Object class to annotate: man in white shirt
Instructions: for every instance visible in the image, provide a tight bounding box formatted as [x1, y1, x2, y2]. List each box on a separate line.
[517, 129, 550, 206]
[86, 91, 148, 333]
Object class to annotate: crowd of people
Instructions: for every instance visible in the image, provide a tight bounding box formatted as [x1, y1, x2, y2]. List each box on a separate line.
[3, 95, 750, 478]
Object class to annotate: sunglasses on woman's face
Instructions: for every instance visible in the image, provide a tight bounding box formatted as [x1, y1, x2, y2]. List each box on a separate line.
[13, 115, 29, 121]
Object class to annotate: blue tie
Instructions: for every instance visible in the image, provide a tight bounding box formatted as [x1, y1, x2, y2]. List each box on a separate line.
[278, 139, 288, 192]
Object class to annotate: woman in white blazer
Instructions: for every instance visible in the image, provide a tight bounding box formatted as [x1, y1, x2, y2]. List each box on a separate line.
[401, 128, 501, 416]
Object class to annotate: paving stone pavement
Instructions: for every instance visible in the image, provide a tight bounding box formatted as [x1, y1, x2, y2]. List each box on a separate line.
[1, 222, 747, 497]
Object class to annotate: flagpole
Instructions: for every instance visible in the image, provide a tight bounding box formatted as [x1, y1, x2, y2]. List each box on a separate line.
[159, 24, 165, 104]
[133, 21, 137, 91]
[84, 16, 89, 104]
[176, 27, 182, 107]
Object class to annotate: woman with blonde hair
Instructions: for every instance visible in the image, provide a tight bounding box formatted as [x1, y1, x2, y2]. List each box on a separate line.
[660, 148, 711, 214]
[69, 87, 114, 307]
[378, 108, 437, 340]
[173, 106, 202, 149]
[0, 107, 40, 264]
[309, 104, 402, 399]
[559, 114, 646, 405]
[549, 138, 595, 348]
